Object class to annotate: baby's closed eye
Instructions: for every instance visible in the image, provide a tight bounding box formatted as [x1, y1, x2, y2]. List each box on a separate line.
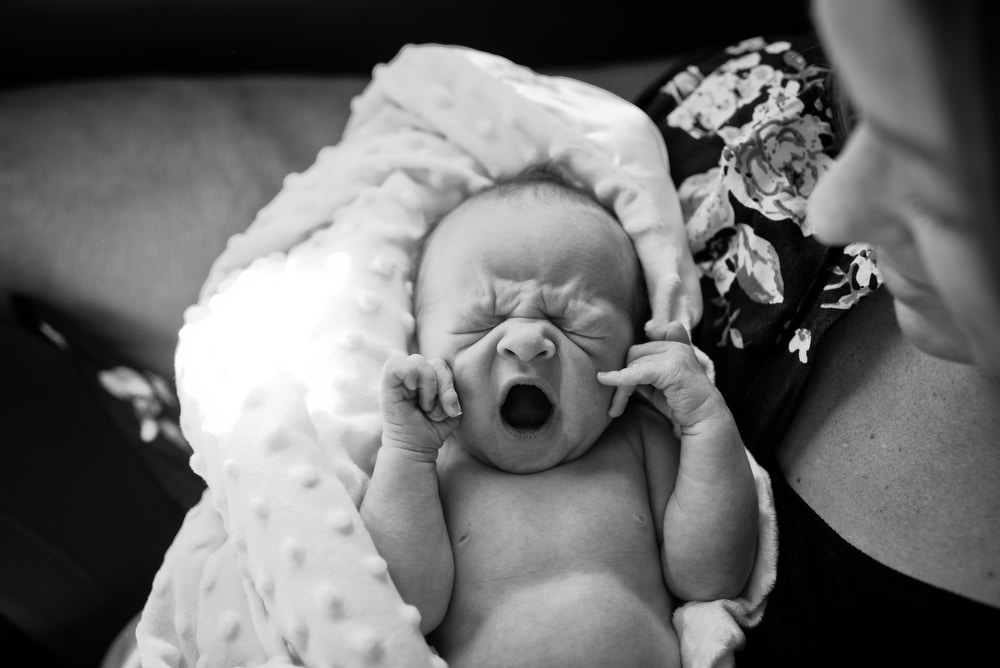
[557, 321, 608, 341]
[449, 314, 500, 337]
[554, 307, 614, 341]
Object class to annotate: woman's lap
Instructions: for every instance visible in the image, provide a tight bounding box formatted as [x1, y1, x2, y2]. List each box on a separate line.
[0, 300, 204, 667]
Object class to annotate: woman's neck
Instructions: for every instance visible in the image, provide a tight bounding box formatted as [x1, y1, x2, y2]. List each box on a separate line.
[777, 288, 1000, 606]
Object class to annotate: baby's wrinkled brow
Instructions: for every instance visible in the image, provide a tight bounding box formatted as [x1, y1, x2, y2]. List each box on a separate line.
[452, 292, 495, 321]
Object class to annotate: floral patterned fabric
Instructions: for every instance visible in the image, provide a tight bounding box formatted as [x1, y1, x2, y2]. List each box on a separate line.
[9, 295, 201, 511]
[636, 34, 882, 455]
[637, 35, 1000, 667]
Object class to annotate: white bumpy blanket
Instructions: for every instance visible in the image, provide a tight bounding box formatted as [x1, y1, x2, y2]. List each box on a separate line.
[136, 44, 776, 668]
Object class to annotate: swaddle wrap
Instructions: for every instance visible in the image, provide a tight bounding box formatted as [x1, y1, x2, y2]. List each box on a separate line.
[136, 44, 775, 668]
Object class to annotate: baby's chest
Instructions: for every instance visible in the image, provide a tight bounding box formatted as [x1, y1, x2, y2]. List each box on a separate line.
[439, 439, 658, 580]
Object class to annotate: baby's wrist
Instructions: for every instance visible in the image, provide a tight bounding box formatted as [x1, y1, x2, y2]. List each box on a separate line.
[672, 387, 733, 434]
[380, 434, 443, 465]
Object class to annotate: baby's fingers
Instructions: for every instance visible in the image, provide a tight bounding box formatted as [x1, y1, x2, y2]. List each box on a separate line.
[608, 385, 635, 418]
[644, 319, 692, 344]
[599, 360, 655, 387]
[384, 354, 437, 412]
[426, 358, 462, 421]
[597, 367, 642, 419]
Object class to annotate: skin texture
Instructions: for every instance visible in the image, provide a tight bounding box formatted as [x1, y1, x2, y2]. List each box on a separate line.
[431, 401, 680, 668]
[361, 183, 757, 666]
[777, 0, 1000, 607]
[808, 0, 1000, 375]
[415, 189, 638, 474]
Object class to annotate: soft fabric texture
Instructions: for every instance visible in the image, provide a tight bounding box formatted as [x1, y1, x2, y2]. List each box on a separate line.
[137, 44, 775, 668]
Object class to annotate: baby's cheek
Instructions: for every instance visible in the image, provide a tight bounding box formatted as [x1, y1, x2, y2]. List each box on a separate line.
[593, 381, 616, 412]
[450, 353, 490, 407]
[568, 357, 615, 408]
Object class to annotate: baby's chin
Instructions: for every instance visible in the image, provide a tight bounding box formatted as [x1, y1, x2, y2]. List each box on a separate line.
[454, 421, 594, 475]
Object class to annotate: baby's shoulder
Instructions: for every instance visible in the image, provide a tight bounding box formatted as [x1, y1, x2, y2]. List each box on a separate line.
[621, 394, 674, 436]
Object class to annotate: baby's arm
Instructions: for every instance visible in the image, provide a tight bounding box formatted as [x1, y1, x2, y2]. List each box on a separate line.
[360, 354, 461, 634]
[598, 323, 758, 602]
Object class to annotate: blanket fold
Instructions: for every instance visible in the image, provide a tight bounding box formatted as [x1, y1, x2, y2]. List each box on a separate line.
[137, 44, 774, 668]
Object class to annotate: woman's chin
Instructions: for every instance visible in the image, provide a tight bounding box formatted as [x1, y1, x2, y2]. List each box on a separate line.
[893, 299, 974, 365]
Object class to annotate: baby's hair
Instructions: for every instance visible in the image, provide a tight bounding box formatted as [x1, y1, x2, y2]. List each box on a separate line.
[413, 164, 651, 341]
[480, 165, 604, 209]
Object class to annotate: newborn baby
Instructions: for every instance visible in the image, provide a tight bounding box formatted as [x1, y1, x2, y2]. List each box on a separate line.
[360, 172, 758, 668]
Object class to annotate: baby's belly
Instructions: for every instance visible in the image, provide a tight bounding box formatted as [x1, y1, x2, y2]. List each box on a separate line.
[432, 435, 678, 667]
[433, 570, 678, 668]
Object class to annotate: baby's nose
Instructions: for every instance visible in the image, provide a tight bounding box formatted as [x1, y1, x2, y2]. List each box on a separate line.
[497, 320, 556, 362]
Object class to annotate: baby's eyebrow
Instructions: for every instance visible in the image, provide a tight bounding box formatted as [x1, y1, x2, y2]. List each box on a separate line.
[561, 298, 608, 327]
[452, 294, 496, 324]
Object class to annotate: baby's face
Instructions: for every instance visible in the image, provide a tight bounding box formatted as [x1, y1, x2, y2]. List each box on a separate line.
[416, 189, 639, 473]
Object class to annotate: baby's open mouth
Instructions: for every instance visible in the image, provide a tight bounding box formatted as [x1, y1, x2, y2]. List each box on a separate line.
[500, 384, 553, 430]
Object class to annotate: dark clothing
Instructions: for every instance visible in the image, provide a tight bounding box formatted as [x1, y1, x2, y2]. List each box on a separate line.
[635, 32, 864, 441]
[740, 471, 1000, 667]
[636, 32, 1000, 665]
[0, 297, 203, 667]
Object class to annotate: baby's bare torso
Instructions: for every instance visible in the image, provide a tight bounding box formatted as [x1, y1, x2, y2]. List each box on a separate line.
[431, 416, 678, 668]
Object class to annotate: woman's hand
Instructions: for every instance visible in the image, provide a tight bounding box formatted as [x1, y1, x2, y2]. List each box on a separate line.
[380, 354, 462, 459]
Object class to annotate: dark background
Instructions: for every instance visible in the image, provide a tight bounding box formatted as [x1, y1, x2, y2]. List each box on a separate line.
[2, 0, 812, 89]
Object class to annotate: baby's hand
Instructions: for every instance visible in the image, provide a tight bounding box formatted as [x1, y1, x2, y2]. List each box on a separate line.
[380, 354, 462, 459]
[597, 322, 723, 431]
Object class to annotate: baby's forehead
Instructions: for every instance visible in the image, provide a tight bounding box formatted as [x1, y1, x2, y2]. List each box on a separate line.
[427, 181, 628, 253]
[420, 190, 639, 299]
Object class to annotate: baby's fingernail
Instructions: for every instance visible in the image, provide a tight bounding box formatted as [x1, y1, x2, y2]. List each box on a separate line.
[450, 400, 462, 416]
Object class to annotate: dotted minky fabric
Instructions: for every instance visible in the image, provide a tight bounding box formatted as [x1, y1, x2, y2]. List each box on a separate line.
[136, 44, 773, 668]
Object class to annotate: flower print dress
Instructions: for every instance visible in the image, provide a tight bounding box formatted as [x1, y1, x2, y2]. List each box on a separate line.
[635, 33, 1000, 668]
[636, 34, 881, 452]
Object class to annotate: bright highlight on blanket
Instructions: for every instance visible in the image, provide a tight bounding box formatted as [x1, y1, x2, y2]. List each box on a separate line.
[137, 44, 776, 668]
